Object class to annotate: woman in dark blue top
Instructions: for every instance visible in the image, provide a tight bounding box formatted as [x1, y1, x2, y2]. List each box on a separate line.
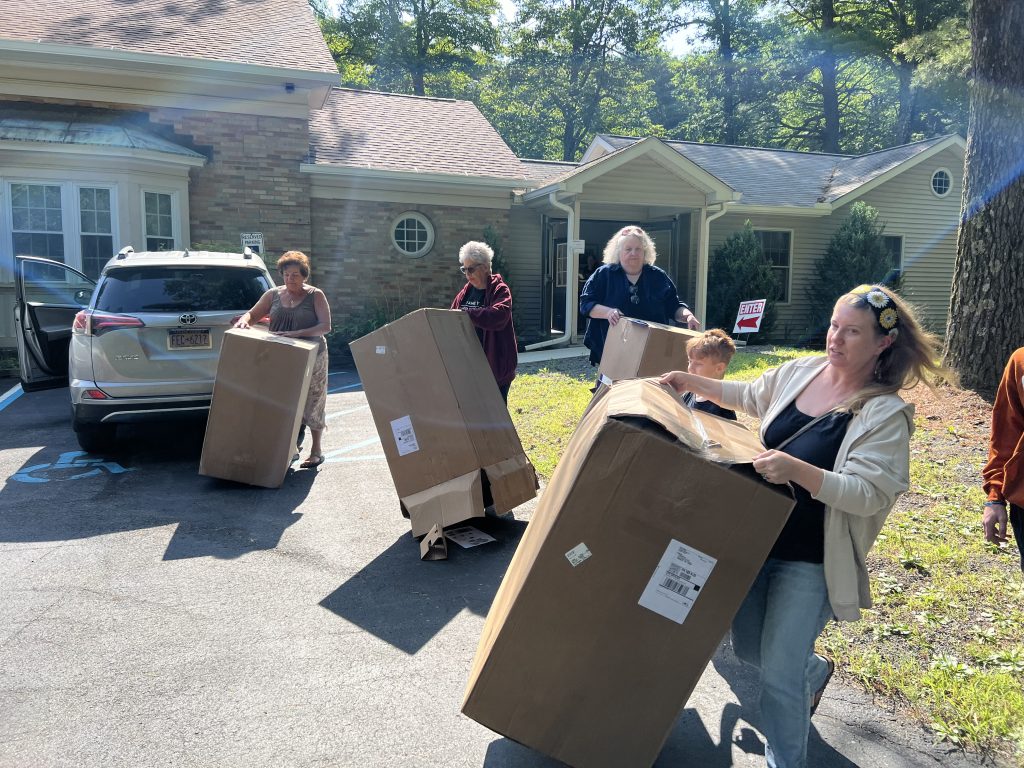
[579, 225, 700, 365]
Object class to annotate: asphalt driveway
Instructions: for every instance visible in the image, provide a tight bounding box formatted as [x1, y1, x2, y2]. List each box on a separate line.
[0, 371, 990, 767]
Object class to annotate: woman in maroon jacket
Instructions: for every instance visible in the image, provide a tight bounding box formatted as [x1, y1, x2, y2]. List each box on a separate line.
[450, 241, 517, 403]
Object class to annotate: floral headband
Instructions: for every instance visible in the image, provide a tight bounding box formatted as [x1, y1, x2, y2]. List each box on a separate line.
[850, 284, 899, 336]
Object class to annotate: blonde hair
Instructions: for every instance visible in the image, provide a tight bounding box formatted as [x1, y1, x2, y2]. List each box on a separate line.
[603, 226, 657, 266]
[834, 285, 951, 410]
[686, 328, 737, 366]
[458, 241, 494, 269]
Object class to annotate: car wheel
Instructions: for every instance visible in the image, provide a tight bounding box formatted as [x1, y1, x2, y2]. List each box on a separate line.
[74, 422, 118, 454]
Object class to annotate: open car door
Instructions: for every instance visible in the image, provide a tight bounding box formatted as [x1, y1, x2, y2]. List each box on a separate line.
[14, 256, 95, 392]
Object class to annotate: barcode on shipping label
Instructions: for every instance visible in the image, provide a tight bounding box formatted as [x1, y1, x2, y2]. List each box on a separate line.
[376, 345, 386, 355]
[638, 539, 716, 624]
[565, 542, 592, 567]
[390, 415, 419, 456]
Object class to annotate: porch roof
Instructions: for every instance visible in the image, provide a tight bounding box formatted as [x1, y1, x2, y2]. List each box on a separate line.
[595, 134, 960, 208]
[0, 103, 205, 162]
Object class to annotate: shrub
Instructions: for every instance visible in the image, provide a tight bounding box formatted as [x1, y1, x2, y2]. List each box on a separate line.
[706, 222, 781, 344]
[804, 202, 904, 344]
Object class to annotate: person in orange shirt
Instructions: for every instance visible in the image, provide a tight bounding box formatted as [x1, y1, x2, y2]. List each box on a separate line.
[982, 346, 1024, 571]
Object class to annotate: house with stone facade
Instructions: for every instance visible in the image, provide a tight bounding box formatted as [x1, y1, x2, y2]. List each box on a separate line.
[0, 0, 964, 351]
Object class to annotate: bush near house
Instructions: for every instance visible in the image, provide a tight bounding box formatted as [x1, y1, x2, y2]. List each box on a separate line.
[804, 202, 905, 344]
[706, 221, 781, 343]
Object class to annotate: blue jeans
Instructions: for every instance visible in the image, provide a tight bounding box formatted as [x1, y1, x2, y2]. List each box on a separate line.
[731, 558, 834, 768]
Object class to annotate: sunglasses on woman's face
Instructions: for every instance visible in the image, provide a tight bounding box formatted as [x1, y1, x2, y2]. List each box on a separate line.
[460, 264, 483, 275]
[629, 284, 640, 304]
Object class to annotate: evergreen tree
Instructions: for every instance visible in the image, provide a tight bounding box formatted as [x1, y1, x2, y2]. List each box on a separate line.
[804, 201, 903, 342]
[706, 222, 780, 343]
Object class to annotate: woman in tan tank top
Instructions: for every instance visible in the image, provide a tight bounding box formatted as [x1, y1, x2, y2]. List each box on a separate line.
[234, 250, 332, 469]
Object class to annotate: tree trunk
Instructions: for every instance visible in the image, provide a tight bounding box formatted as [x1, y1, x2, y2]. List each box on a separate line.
[819, 0, 841, 153]
[943, 0, 1024, 393]
[894, 55, 915, 144]
[720, 0, 738, 145]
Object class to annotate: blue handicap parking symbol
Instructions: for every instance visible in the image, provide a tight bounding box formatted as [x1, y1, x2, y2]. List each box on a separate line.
[11, 451, 134, 484]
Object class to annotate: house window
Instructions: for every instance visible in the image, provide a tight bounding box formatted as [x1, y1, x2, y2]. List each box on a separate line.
[11, 183, 65, 262]
[79, 187, 114, 279]
[144, 191, 176, 251]
[931, 169, 951, 197]
[881, 235, 903, 280]
[754, 229, 792, 303]
[391, 211, 434, 258]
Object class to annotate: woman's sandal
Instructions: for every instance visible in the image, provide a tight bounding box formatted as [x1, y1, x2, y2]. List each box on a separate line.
[810, 656, 836, 716]
[300, 454, 325, 469]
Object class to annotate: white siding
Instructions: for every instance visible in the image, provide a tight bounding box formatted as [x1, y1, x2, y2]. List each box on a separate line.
[854, 146, 963, 331]
[505, 208, 544, 335]
[707, 147, 963, 341]
[580, 156, 709, 208]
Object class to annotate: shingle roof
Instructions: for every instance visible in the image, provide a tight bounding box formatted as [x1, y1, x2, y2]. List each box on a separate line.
[0, 0, 337, 74]
[599, 135, 954, 207]
[521, 158, 579, 184]
[309, 88, 528, 180]
[0, 102, 205, 159]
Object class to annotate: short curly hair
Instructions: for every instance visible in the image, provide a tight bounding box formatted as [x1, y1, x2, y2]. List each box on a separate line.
[277, 250, 310, 278]
[458, 241, 494, 269]
[602, 225, 657, 266]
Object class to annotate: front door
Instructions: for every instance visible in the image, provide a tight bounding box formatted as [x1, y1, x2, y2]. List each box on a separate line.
[14, 256, 95, 391]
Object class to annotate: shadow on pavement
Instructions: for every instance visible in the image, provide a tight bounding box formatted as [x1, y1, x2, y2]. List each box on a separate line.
[319, 516, 527, 655]
[1, 398, 315, 560]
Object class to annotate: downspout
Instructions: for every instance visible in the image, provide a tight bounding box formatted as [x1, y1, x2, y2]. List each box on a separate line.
[525, 191, 579, 350]
[695, 202, 732, 323]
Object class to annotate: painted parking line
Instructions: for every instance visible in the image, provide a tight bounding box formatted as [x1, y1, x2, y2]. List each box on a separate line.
[0, 383, 24, 412]
[328, 381, 363, 393]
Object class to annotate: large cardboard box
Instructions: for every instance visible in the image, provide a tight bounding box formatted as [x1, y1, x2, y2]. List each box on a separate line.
[598, 318, 700, 384]
[199, 328, 318, 488]
[462, 379, 794, 768]
[350, 309, 537, 537]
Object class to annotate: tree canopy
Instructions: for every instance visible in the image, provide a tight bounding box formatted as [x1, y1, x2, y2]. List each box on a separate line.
[322, 0, 968, 159]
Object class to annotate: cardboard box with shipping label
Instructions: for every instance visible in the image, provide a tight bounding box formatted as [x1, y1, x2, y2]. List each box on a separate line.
[462, 378, 794, 768]
[199, 328, 319, 488]
[350, 309, 537, 538]
[598, 318, 701, 384]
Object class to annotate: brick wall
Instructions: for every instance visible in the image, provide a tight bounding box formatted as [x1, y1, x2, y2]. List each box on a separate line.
[149, 109, 312, 256]
[311, 199, 511, 332]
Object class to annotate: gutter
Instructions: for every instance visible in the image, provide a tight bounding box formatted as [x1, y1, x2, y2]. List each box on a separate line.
[695, 203, 732, 323]
[525, 192, 579, 351]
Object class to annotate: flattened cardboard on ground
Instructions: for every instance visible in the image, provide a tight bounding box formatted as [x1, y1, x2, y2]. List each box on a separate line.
[462, 379, 794, 768]
[598, 318, 701, 384]
[350, 309, 536, 538]
[199, 328, 318, 489]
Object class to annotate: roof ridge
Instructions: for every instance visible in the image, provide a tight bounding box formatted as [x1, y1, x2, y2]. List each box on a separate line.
[847, 134, 957, 159]
[331, 86, 459, 104]
[599, 133, 853, 159]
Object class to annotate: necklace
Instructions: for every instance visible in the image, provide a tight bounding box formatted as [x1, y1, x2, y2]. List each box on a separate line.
[281, 289, 305, 308]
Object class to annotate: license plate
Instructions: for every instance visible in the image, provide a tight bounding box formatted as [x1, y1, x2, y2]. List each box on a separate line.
[168, 328, 212, 350]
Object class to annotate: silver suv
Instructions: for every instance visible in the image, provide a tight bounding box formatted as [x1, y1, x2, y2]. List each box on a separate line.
[15, 247, 275, 453]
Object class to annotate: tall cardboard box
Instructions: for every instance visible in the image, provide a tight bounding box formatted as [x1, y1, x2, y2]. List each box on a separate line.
[598, 318, 700, 384]
[462, 379, 794, 768]
[350, 309, 536, 537]
[199, 328, 318, 488]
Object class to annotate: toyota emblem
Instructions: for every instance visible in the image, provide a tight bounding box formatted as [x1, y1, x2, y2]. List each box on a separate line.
[179, 313, 198, 325]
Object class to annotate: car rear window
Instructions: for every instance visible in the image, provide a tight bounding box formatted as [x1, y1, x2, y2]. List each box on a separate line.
[94, 266, 270, 313]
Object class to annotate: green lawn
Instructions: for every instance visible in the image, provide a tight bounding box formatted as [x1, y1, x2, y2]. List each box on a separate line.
[509, 347, 1024, 766]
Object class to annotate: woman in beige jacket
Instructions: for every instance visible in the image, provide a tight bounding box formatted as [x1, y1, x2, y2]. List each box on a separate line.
[661, 284, 943, 768]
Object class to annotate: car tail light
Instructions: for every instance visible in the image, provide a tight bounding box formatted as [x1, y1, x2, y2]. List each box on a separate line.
[73, 310, 145, 336]
[82, 389, 110, 400]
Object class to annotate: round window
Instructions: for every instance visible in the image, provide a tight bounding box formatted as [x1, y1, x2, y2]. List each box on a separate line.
[931, 169, 951, 197]
[391, 212, 435, 258]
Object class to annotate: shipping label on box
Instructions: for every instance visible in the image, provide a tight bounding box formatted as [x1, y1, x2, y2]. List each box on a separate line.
[638, 539, 717, 625]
